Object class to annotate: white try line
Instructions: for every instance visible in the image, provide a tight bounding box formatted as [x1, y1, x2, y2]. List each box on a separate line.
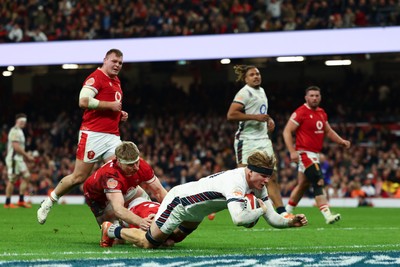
[1, 244, 399, 258]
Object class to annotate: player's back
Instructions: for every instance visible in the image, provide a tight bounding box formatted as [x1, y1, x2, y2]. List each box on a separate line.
[171, 168, 248, 216]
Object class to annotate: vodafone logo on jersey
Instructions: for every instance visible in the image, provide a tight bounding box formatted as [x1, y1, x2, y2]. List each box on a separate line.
[315, 120, 324, 134]
[115, 92, 122, 102]
[106, 178, 118, 189]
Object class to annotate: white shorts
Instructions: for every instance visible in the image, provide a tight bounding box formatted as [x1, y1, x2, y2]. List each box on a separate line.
[153, 187, 218, 235]
[76, 131, 121, 163]
[234, 138, 275, 167]
[298, 151, 320, 173]
[6, 159, 30, 182]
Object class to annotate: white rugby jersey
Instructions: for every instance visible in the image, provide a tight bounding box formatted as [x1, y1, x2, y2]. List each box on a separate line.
[155, 168, 291, 232]
[163, 167, 268, 218]
[6, 126, 25, 162]
[232, 84, 270, 140]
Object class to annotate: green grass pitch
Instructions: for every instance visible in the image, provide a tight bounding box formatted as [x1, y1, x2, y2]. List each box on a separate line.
[0, 204, 399, 261]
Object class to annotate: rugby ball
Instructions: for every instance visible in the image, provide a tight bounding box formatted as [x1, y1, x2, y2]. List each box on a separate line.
[243, 194, 260, 228]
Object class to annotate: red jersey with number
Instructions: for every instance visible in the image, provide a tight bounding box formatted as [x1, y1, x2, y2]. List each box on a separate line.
[80, 68, 122, 135]
[289, 104, 327, 153]
[128, 201, 160, 228]
[83, 158, 155, 207]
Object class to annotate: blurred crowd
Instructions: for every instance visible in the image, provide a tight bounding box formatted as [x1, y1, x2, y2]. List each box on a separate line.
[0, 79, 399, 202]
[1, 0, 400, 43]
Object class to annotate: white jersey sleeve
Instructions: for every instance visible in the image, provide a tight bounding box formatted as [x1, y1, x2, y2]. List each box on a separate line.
[261, 199, 290, 228]
[227, 197, 264, 226]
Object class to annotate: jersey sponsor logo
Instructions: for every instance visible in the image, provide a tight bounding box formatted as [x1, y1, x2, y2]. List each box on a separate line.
[85, 77, 95, 86]
[291, 112, 297, 119]
[106, 178, 118, 189]
[87, 150, 95, 159]
[109, 82, 112, 87]
[115, 92, 122, 102]
[259, 104, 267, 114]
[315, 120, 324, 133]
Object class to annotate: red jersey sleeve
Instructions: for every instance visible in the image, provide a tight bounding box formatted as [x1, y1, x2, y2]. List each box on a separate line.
[136, 158, 155, 183]
[126, 158, 156, 188]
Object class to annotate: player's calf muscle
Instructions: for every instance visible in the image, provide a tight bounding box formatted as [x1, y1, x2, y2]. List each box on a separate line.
[121, 228, 150, 248]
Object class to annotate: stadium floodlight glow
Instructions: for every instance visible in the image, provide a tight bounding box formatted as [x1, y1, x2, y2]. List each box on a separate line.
[7, 66, 15, 71]
[325, 59, 351, 66]
[276, 56, 304, 62]
[2, 71, 12, 77]
[220, 58, 231, 64]
[1, 27, 400, 66]
[62, 64, 79, 69]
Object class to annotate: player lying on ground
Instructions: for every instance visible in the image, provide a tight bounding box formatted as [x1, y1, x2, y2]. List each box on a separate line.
[101, 150, 308, 249]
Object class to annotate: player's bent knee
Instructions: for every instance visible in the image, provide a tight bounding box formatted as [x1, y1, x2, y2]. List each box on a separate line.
[313, 184, 324, 196]
[304, 164, 323, 183]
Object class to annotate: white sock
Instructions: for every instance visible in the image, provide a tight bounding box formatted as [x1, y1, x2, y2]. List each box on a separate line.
[319, 204, 331, 219]
[49, 191, 59, 203]
[107, 224, 119, 238]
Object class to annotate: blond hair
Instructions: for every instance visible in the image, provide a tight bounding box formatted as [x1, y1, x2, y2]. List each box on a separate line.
[247, 150, 276, 169]
[233, 64, 257, 83]
[115, 141, 139, 163]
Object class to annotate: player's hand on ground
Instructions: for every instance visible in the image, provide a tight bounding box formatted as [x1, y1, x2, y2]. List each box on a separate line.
[289, 214, 308, 227]
[139, 217, 153, 231]
[121, 110, 128, 122]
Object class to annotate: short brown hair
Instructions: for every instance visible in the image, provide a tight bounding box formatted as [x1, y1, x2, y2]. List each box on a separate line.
[305, 86, 321, 94]
[106, 48, 123, 58]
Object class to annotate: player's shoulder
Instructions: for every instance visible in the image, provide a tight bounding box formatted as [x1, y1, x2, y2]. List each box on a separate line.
[316, 106, 326, 113]
[137, 158, 155, 178]
[9, 126, 22, 135]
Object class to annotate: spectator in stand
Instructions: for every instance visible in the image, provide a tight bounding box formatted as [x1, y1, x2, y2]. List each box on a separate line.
[7, 23, 23, 42]
[26, 26, 48, 42]
[1, 0, 400, 43]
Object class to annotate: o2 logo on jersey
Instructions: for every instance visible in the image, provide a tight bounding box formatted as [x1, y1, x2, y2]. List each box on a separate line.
[115, 92, 122, 102]
[259, 104, 267, 114]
